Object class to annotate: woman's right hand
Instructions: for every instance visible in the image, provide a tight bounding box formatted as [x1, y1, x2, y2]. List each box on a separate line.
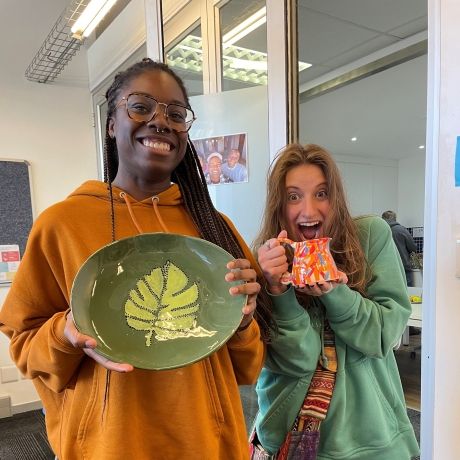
[257, 230, 290, 295]
[64, 311, 134, 373]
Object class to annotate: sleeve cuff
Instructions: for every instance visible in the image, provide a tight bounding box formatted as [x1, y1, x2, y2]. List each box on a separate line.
[320, 283, 359, 319]
[51, 310, 86, 355]
[268, 287, 307, 321]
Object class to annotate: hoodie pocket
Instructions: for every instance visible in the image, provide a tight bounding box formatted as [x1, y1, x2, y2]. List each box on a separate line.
[76, 365, 104, 457]
[202, 359, 225, 428]
[320, 357, 398, 458]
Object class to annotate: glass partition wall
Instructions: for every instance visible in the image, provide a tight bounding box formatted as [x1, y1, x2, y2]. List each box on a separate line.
[160, 0, 270, 246]
[296, 0, 427, 416]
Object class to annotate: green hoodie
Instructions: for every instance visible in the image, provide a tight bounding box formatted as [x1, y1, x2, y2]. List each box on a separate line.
[255, 215, 419, 459]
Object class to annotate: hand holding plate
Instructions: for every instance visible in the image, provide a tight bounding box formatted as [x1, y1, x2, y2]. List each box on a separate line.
[226, 258, 261, 329]
[65, 311, 134, 373]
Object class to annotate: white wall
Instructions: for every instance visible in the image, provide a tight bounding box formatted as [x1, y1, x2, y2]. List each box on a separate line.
[331, 152, 425, 229]
[0, 51, 96, 414]
[424, 0, 460, 458]
[398, 155, 426, 227]
[334, 153, 399, 219]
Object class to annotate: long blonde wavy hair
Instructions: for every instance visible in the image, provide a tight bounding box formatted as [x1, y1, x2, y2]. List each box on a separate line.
[254, 143, 370, 297]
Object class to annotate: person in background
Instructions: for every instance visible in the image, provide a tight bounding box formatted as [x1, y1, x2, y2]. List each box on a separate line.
[205, 152, 233, 184]
[0, 58, 273, 460]
[381, 210, 418, 286]
[251, 144, 419, 459]
[222, 148, 248, 183]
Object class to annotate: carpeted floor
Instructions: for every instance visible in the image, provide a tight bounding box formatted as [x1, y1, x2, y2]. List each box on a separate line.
[0, 393, 420, 459]
[0, 409, 54, 459]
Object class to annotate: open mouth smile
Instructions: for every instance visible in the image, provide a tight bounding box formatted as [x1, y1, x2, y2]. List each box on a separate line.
[298, 221, 322, 240]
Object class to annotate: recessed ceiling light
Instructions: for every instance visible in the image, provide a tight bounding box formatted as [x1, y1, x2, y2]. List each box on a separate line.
[350, 137, 357, 142]
[418, 145, 425, 149]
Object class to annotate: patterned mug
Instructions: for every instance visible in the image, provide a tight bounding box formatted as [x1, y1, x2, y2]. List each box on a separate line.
[277, 237, 339, 286]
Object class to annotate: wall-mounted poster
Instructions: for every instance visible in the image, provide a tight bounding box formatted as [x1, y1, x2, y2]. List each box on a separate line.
[0, 244, 20, 284]
[192, 133, 248, 185]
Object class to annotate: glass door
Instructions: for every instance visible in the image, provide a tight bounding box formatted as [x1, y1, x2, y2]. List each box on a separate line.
[296, 0, 427, 427]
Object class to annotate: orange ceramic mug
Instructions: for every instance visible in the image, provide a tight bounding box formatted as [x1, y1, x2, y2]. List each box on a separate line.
[278, 237, 339, 286]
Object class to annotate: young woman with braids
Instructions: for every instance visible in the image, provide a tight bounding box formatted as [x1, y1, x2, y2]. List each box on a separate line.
[250, 144, 419, 459]
[0, 59, 273, 459]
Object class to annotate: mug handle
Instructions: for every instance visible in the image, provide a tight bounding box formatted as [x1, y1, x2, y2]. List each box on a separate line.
[276, 237, 295, 284]
[277, 237, 295, 246]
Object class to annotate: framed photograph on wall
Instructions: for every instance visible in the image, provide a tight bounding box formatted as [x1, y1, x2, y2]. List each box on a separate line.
[192, 133, 248, 185]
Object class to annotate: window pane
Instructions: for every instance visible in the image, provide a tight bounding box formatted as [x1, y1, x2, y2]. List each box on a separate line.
[165, 24, 204, 96]
[297, 1, 427, 220]
[219, 0, 267, 92]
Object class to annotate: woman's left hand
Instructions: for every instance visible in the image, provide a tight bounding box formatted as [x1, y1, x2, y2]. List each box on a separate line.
[296, 270, 348, 296]
[225, 258, 261, 330]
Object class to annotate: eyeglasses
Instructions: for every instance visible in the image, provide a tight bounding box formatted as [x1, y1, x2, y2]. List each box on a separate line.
[115, 92, 196, 132]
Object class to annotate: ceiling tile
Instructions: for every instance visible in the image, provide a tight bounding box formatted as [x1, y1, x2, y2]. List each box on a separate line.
[388, 17, 428, 39]
[298, 8, 379, 65]
[319, 34, 398, 70]
[299, 0, 427, 34]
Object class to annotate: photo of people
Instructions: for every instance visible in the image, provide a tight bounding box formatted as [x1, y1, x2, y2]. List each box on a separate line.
[192, 133, 249, 185]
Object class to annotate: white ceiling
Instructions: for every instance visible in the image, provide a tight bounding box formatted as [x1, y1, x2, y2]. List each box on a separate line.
[3, 0, 428, 161]
[297, 0, 427, 160]
[2, 0, 89, 87]
[297, 0, 427, 82]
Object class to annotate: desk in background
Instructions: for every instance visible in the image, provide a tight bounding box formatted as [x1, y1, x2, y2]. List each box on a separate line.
[402, 287, 422, 346]
[402, 302, 422, 346]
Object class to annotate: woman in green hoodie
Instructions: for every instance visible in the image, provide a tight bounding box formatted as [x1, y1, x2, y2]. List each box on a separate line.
[251, 144, 419, 460]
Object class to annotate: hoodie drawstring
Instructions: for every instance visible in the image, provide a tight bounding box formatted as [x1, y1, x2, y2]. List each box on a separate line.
[102, 191, 169, 423]
[119, 191, 170, 233]
[320, 322, 328, 368]
[151, 196, 170, 233]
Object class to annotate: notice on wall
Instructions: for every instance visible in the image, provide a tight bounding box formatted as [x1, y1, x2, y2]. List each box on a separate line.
[0, 244, 20, 284]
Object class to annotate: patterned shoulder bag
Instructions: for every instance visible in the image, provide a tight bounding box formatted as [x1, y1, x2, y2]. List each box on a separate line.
[250, 320, 337, 460]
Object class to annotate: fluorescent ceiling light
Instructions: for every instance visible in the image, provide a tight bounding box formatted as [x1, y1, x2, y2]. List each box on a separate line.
[418, 145, 425, 149]
[226, 48, 311, 72]
[228, 57, 267, 71]
[166, 35, 311, 86]
[351, 137, 357, 142]
[71, 0, 118, 40]
[223, 7, 266, 47]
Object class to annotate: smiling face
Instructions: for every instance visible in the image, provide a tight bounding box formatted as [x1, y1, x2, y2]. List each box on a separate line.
[284, 164, 331, 241]
[208, 156, 222, 183]
[227, 149, 240, 168]
[108, 70, 189, 199]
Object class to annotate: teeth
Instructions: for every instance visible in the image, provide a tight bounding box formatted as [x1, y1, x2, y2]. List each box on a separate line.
[299, 221, 319, 227]
[142, 139, 171, 151]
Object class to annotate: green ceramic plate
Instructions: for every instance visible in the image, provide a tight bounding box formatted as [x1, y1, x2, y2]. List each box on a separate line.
[71, 233, 245, 370]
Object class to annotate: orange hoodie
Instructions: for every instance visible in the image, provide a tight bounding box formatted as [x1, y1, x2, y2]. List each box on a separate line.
[0, 180, 264, 459]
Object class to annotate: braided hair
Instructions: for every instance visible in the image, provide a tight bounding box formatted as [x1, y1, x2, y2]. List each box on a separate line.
[103, 58, 274, 340]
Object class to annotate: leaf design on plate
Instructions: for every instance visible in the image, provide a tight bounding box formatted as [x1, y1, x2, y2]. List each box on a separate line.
[124, 261, 216, 345]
